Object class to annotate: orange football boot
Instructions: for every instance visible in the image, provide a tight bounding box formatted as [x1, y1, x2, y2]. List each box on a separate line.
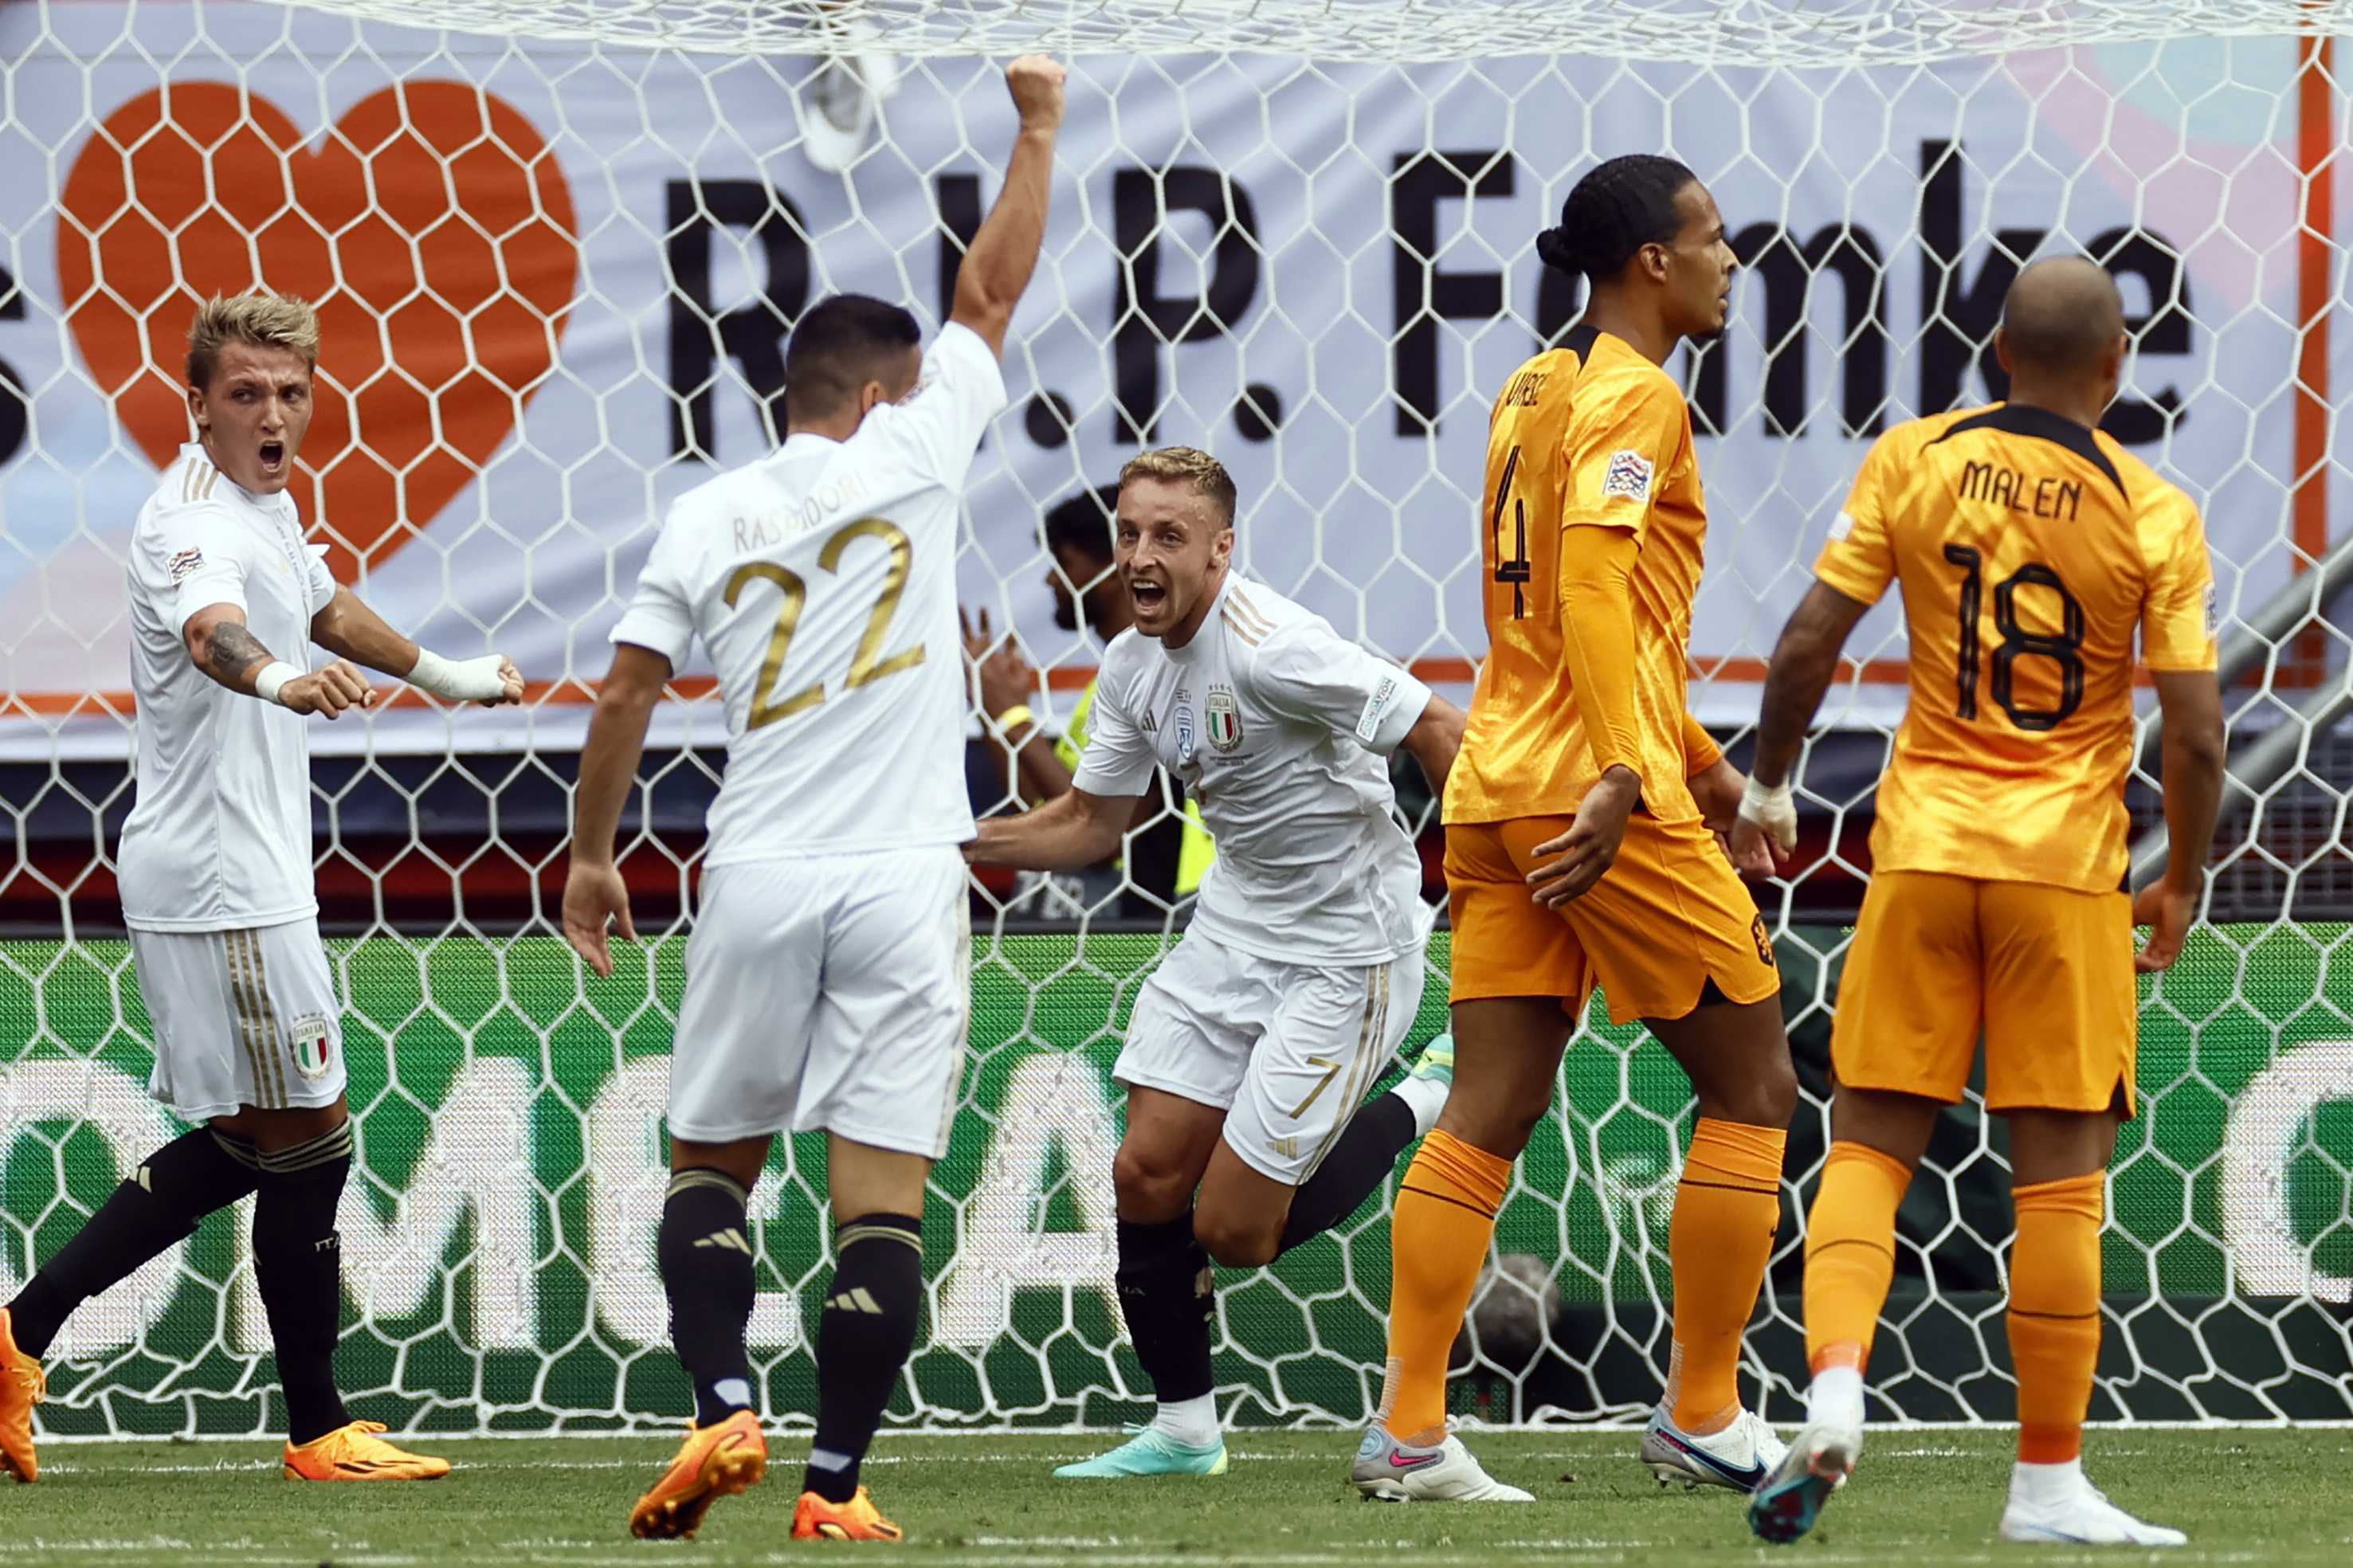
[281, 1420, 452, 1481]
[629, 1409, 767, 1539]
[0, 1307, 43, 1484]
[792, 1485, 905, 1541]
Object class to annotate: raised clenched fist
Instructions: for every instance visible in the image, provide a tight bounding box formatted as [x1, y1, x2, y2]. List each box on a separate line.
[1005, 55, 1066, 134]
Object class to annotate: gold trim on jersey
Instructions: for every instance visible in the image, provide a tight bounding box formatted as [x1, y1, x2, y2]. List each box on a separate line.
[1225, 587, 1273, 641]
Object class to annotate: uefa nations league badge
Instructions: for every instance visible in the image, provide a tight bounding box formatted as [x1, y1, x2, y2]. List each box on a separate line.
[1206, 685, 1243, 752]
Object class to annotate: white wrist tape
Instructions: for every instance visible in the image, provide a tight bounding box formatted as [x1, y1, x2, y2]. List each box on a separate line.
[1738, 775, 1791, 819]
[408, 649, 510, 701]
[253, 661, 302, 707]
[1738, 774, 1799, 849]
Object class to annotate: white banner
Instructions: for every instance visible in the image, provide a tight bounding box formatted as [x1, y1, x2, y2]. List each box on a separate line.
[0, 6, 2328, 758]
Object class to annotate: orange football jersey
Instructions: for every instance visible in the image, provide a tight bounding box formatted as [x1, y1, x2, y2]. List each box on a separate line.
[1816, 402, 2218, 894]
[1445, 327, 1711, 827]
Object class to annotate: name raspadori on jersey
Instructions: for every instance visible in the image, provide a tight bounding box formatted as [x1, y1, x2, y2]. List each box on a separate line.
[729, 470, 873, 555]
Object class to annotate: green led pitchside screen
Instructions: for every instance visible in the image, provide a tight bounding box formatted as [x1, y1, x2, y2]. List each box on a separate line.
[0, 927, 2345, 1435]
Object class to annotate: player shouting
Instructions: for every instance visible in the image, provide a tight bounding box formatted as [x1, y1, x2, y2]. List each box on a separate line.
[0, 291, 523, 1485]
[969, 445, 1465, 1480]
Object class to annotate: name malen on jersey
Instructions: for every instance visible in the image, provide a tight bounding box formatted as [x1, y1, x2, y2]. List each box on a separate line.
[1956, 460, 2084, 522]
[729, 470, 872, 555]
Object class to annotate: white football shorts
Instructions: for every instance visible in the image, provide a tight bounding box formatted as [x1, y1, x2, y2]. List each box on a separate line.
[669, 847, 971, 1155]
[1115, 929, 1426, 1186]
[129, 919, 345, 1123]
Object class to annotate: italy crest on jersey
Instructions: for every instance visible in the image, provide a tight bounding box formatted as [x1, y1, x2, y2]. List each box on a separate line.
[1206, 685, 1243, 752]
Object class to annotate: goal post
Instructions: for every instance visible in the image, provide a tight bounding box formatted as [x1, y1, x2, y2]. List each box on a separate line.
[0, 0, 2346, 1435]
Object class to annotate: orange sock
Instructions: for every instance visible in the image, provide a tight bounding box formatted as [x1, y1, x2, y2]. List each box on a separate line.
[1377, 1129, 1511, 1443]
[1802, 1140, 1913, 1375]
[1665, 1119, 1786, 1432]
[2010, 1171, 2104, 1465]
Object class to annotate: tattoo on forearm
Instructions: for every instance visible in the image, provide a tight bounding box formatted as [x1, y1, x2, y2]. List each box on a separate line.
[205, 621, 272, 683]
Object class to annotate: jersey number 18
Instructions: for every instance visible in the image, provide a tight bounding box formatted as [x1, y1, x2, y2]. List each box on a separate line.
[1941, 545, 2086, 731]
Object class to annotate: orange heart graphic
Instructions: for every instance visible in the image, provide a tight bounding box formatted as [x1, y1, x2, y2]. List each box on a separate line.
[60, 82, 578, 582]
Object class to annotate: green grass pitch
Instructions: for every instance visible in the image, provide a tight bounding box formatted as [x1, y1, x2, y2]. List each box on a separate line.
[6, 1428, 2349, 1565]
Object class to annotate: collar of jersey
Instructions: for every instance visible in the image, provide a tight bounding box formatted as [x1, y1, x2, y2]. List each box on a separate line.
[1161, 571, 1246, 663]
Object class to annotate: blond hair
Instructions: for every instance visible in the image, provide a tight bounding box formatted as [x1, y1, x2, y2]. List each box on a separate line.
[1117, 445, 1238, 527]
[186, 292, 320, 389]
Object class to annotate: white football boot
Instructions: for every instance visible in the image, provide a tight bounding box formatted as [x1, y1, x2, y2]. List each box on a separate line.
[1349, 1425, 1532, 1503]
[1998, 1461, 2187, 1547]
[1640, 1404, 1787, 1492]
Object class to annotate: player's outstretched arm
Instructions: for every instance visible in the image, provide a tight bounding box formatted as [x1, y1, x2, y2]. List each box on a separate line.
[1398, 694, 1465, 796]
[949, 55, 1066, 359]
[183, 601, 373, 718]
[1730, 578, 1871, 864]
[967, 786, 1133, 872]
[563, 643, 670, 978]
[2134, 669, 2226, 973]
[310, 586, 524, 706]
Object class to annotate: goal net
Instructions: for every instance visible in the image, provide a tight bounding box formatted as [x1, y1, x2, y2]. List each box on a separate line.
[0, 0, 2347, 1436]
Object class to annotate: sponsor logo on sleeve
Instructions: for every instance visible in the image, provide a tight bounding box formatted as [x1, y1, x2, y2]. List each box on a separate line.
[2204, 582, 2221, 639]
[1600, 448, 1655, 504]
[1355, 676, 1398, 743]
[167, 547, 204, 583]
[1827, 510, 1856, 543]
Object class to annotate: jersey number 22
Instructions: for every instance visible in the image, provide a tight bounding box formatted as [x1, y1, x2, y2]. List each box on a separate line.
[724, 518, 926, 731]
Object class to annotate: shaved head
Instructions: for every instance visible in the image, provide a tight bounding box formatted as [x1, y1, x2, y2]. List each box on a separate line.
[2001, 257, 2126, 375]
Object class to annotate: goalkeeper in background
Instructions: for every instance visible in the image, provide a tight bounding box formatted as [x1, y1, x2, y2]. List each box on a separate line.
[0, 291, 524, 1484]
[1738, 257, 2224, 1549]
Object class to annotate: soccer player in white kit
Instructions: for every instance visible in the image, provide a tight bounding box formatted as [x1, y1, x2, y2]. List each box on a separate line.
[968, 446, 1466, 1479]
[560, 57, 1066, 1545]
[0, 292, 523, 1485]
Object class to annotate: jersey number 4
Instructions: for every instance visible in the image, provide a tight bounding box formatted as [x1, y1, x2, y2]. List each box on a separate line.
[1942, 545, 2085, 731]
[724, 518, 925, 731]
[1491, 443, 1531, 619]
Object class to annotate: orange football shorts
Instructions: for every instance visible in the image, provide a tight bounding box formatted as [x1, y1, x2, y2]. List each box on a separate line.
[1831, 869, 2136, 1117]
[1445, 812, 1780, 1025]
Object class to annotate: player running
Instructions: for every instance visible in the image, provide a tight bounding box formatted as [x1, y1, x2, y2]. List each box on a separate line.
[561, 56, 1066, 1545]
[1362, 155, 1797, 1503]
[1738, 257, 2224, 1549]
[969, 445, 1465, 1480]
[0, 291, 522, 1485]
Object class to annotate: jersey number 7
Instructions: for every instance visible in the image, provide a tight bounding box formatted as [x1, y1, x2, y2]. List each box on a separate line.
[724, 517, 926, 731]
[1942, 545, 2086, 731]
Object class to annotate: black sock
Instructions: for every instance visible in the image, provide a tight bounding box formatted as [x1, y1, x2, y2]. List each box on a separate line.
[657, 1168, 758, 1429]
[805, 1212, 923, 1503]
[252, 1123, 354, 1445]
[1278, 1090, 1418, 1256]
[1114, 1215, 1214, 1407]
[7, 1127, 261, 1360]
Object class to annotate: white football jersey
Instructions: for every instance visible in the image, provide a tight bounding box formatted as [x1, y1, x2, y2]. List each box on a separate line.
[1073, 577, 1433, 964]
[612, 323, 1006, 863]
[119, 444, 340, 932]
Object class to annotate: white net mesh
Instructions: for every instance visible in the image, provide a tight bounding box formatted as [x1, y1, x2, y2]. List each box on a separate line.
[270, 1, 2347, 66]
[0, 0, 2347, 1435]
